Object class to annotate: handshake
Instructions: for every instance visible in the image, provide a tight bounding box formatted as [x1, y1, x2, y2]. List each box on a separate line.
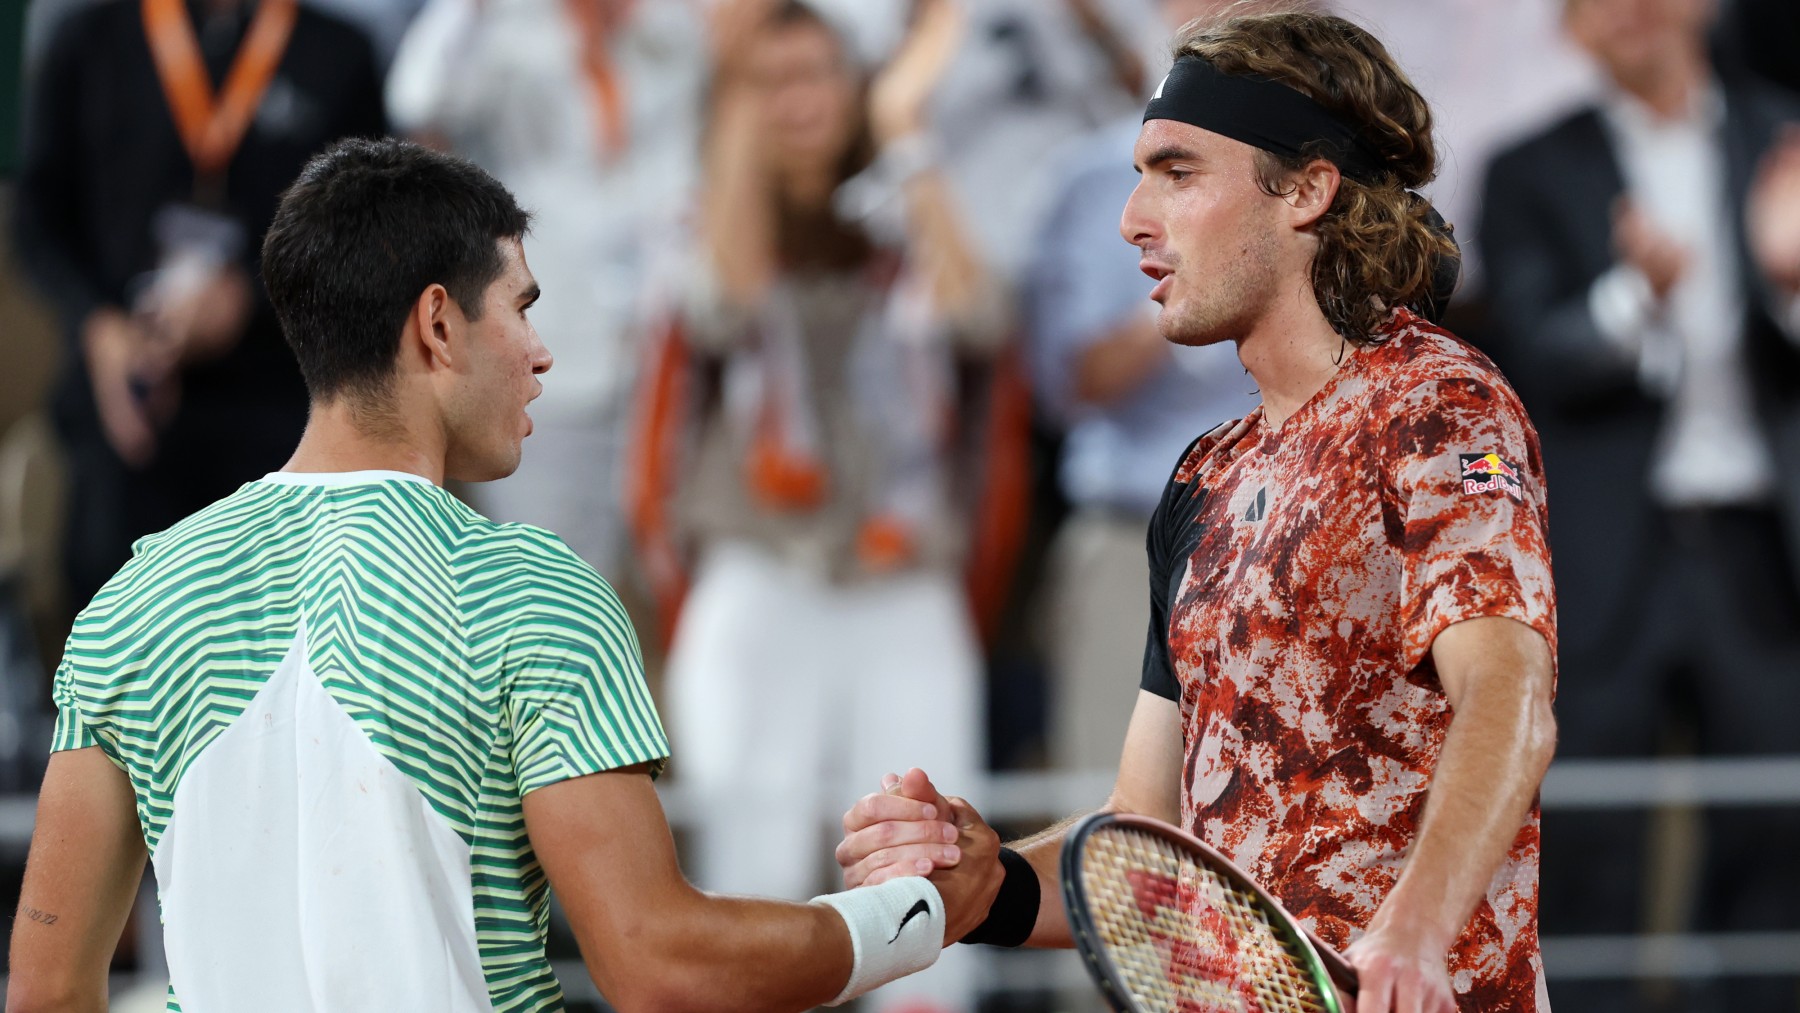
[835, 768, 1009, 944]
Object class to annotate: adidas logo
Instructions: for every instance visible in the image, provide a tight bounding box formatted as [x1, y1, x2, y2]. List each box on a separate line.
[1241, 487, 1267, 524]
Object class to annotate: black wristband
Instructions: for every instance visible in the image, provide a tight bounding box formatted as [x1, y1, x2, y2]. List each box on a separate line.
[959, 847, 1040, 947]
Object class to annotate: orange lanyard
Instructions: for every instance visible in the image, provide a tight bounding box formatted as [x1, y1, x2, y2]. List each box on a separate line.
[141, 0, 298, 182]
[563, 0, 629, 160]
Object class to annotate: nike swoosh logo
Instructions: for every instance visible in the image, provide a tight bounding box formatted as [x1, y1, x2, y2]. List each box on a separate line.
[888, 899, 931, 944]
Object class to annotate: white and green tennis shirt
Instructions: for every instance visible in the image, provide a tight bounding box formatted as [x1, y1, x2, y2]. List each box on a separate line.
[50, 471, 669, 1012]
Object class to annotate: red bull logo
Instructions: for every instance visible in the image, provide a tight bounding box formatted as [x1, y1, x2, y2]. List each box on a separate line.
[1458, 453, 1523, 499]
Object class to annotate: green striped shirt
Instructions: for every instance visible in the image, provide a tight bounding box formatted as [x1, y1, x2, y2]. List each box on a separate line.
[52, 471, 668, 1012]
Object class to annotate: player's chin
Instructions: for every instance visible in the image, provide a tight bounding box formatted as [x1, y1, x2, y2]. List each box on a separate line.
[1160, 304, 1236, 349]
[1154, 304, 1203, 345]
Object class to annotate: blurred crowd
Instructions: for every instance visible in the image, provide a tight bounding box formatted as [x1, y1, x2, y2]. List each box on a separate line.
[1, 0, 1798, 1010]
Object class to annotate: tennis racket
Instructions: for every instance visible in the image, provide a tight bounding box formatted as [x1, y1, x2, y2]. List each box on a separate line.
[1061, 812, 1358, 1013]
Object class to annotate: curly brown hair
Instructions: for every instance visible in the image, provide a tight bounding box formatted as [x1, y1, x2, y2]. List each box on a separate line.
[1174, 9, 1458, 343]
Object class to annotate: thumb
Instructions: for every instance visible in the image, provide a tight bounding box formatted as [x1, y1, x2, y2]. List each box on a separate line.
[899, 767, 952, 811]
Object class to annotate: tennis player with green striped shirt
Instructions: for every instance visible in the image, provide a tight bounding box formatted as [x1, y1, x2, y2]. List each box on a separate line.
[11, 138, 1003, 1013]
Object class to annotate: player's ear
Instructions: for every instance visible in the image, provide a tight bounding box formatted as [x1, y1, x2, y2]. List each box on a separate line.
[1284, 158, 1340, 230]
[408, 283, 458, 369]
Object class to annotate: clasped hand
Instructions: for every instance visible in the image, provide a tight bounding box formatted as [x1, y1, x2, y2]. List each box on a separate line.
[836, 768, 1002, 943]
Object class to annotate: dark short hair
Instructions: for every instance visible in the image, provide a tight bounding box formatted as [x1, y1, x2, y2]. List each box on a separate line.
[262, 138, 532, 402]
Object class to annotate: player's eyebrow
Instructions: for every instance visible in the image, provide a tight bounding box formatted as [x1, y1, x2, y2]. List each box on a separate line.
[1135, 146, 1202, 175]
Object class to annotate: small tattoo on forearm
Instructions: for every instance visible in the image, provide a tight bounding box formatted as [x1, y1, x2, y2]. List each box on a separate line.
[22, 906, 58, 926]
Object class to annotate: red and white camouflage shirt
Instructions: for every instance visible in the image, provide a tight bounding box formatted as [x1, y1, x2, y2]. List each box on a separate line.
[1140, 309, 1557, 1010]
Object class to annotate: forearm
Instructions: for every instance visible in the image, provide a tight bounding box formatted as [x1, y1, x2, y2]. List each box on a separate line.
[1009, 815, 1082, 947]
[1008, 692, 1184, 947]
[702, 92, 777, 305]
[1006, 776, 1166, 948]
[590, 889, 852, 1013]
[899, 168, 998, 341]
[1072, 316, 1168, 406]
[1368, 674, 1556, 951]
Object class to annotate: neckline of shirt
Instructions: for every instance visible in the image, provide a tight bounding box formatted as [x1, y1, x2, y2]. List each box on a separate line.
[1252, 340, 1370, 453]
[257, 470, 436, 488]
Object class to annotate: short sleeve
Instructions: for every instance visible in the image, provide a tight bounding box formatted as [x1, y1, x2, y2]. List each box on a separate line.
[50, 657, 98, 752]
[1141, 438, 1207, 701]
[1378, 378, 1558, 672]
[507, 555, 670, 794]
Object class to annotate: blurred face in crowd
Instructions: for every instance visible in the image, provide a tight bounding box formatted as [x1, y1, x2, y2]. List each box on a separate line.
[1565, 0, 1713, 88]
[439, 238, 551, 483]
[1121, 120, 1302, 347]
[748, 18, 861, 183]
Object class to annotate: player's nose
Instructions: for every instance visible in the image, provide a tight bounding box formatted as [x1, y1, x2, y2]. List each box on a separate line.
[1120, 178, 1159, 249]
[530, 332, 553, 375]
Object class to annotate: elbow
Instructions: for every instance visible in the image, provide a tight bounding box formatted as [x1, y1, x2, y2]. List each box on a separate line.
[603, 982, 693, 1013]
[6, 979, 98, 1013]
[581, 906, 714, 1013]
[589, 955, 685, 1013]
[1527, 693, 1559, 780]
[605, 974, 748, 1013]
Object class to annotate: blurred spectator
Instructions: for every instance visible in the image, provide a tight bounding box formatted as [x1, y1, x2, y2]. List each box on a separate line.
[631, 2, 1010, 1009]
[23, 0, 422, 69]
[15, 0, 386, 616]
[1479, 0, 1800, 1008]
[386, 0, 706, 574]
[1025, 0, 1260, 773]
[1333, 0, 1598, 293]
[816, 0, 1161, 286]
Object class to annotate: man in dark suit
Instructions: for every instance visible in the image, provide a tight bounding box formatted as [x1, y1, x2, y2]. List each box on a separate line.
[15, 0, 387, 617]
[1480, 0, 1800, 1009]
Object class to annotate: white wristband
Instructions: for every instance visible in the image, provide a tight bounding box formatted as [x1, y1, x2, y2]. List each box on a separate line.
[811, 877, 945, 1006]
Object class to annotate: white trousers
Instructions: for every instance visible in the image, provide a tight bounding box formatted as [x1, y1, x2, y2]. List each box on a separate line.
[667, 542, 985, 1013]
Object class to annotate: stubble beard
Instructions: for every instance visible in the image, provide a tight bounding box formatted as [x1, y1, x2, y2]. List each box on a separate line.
[1158, 230, 1280, 348]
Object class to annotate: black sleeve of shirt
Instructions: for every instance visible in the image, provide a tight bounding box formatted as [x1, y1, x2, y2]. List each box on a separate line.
[13, 4, 112, 332]
[1140, 435, 1206, 702]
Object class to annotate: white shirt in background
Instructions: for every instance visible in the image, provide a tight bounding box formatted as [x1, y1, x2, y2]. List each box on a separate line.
[1332, 0, 1599, 292]
[1590, 85, 1779, 508]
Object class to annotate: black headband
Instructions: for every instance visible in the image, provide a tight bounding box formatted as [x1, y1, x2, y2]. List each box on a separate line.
[1143, 56, 1386, 184]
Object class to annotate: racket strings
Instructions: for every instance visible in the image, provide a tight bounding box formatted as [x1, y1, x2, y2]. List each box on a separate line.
[1081, 828, 1331, 1013]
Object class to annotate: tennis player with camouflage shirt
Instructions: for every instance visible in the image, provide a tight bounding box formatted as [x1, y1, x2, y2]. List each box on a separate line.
[13, 139, 999, 1012]
[837, 12, 1558, 1013]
